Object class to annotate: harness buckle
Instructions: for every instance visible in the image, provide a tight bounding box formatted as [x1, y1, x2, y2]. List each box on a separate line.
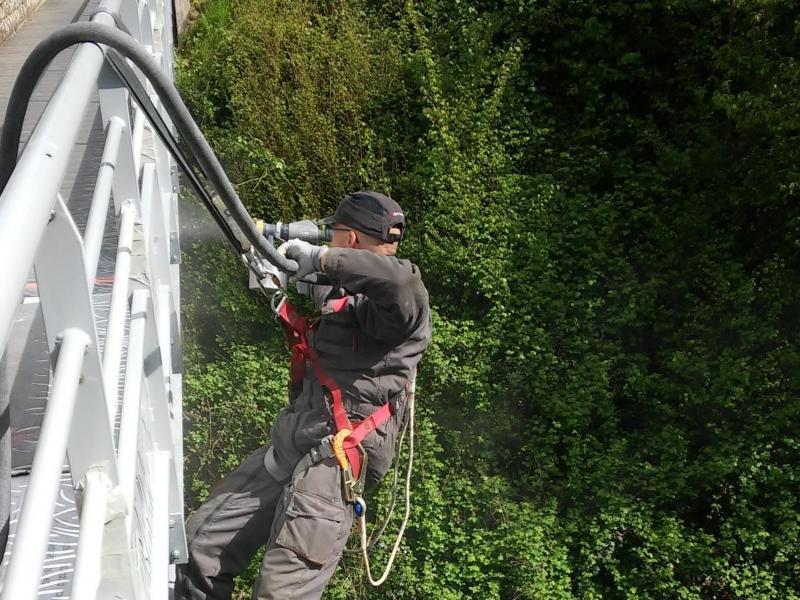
[333, 429, 369, 503]
[342, 466, 358, 503]
[341, 445, 368, 503]
[354, 445, 368, 496]
[308, 435, 335, 465]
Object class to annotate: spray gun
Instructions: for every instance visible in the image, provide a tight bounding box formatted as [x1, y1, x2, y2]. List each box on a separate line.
[258, 220, 332, 244]
[247, 219, 331, 293]
[204, 190, 328, 293]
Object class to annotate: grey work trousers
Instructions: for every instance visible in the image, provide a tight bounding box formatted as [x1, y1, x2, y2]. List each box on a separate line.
[174, 444, 354, 600]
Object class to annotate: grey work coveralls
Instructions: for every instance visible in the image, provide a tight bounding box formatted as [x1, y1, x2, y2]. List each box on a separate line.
[175, 248, 431, 600]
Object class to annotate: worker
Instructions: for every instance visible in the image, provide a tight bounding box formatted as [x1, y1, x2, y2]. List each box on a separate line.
[175, 191, 432, 599]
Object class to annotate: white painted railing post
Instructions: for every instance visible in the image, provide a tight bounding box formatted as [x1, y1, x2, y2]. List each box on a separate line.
[0, 0, 186, 596]
[0, 330, 88, 600]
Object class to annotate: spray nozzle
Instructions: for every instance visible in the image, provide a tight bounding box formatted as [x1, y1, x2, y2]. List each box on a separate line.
[248, 218, 332, 295]
[256, 219, 332, 245]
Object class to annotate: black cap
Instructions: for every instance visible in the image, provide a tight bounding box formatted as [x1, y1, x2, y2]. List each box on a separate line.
[320, 191, 405, 242]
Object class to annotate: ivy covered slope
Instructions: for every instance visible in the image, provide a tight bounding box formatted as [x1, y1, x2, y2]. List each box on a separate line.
[177, 1, 800, 598]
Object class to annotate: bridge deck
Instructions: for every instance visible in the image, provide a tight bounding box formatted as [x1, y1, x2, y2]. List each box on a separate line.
[0, 0, 123, 597]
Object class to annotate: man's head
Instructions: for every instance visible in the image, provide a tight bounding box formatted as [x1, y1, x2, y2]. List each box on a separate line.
[320, 191, 405, 255]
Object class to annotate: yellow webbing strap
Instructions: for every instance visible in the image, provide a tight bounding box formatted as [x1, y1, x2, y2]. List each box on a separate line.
[332, 428, 352, 471]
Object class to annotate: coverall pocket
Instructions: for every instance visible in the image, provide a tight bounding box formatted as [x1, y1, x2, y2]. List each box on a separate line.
[275, 489, 344, 566]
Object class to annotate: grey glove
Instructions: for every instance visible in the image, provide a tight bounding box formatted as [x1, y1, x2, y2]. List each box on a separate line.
[278, 239, 328, 281]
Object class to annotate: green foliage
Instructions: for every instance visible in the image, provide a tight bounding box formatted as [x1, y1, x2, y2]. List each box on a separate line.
[178, 0, 800, 598]
[176, 0, 400, 220]
[184, 341, 288, 505]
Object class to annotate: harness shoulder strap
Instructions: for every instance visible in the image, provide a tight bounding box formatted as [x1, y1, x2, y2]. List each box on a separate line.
[275, 295, 396, 478]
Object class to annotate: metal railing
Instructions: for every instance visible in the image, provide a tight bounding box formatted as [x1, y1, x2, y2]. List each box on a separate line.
[0, 0, 186, 597]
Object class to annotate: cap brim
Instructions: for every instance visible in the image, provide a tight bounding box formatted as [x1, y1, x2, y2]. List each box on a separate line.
[318, 215, 337, 225]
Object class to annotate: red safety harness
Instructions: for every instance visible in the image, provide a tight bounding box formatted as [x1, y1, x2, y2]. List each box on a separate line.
[276, 296, 394, 482]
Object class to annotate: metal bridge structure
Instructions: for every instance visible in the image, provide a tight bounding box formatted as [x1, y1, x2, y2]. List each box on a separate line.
[0, 0, 187, 597]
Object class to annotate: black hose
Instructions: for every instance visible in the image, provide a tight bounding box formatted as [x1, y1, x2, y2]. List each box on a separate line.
[0, 22, 297, 273]
[103, 48, 244, 254]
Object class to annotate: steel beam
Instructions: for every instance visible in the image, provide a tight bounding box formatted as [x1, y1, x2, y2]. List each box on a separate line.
[70, 467, 112, 599]
[132, 107, 145, 178]
[118, 289, 148, 518]
[0, 329, 88, 600]
[102, 202, 136, 422]
[84, 116, 125, 291]
[0, 3, 121, 359]
[148, 451, 170, 600]
[34, 195, 119, 486]
[98, 64, 141, 215]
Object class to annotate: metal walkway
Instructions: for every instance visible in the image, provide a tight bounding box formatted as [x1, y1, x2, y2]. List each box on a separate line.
[0, 0, 186, 598]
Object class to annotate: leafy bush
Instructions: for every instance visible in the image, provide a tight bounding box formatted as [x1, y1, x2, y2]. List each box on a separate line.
[178, 0, 800, 598]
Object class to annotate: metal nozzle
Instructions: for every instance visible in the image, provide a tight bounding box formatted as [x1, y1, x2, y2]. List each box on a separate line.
[261, 220, 332, 244]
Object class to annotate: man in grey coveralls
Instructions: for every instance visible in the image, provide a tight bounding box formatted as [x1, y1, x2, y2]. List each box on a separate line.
[175, 191, 432, 599]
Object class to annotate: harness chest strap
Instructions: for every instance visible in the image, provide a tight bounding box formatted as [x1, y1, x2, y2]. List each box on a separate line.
[276, 297, 395, 479]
